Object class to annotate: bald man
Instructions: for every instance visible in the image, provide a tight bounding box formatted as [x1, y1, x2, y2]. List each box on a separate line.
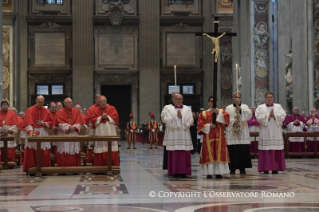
[54, 98, 83, 166]
[86, 95, 120, 166]
[23, 96, 53, 173]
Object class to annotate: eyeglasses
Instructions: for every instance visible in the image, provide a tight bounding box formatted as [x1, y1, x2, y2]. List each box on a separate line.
[233, 97, 240, 99]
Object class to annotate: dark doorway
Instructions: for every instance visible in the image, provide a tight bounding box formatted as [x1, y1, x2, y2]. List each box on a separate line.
[101, 85, 131, 140]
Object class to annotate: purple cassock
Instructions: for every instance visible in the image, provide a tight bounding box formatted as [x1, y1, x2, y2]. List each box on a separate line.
[248, 113, 260, 154]
[305, 114, 319, 153]
[283, 114, 306, 152]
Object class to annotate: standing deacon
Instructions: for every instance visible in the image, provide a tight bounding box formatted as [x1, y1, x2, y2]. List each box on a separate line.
[148, 113, 159, 149]
[198, 96, 230, 179]
[85, 95, 120, 166]
[23, 96, 53, 172]
[54, 97, 83, 166]
[126, 114, 137, 149]
[161, 94, 193, 178]
[0, 101, 18, 164]
[283, 107, 306, 152]
[225, 92, 252, 175]
[255, 92, 286, 174]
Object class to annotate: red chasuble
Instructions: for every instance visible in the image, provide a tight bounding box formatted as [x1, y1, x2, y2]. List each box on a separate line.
[23, 105, 53, 130]
[197, 109, 230, 165]
[54, 108, 83, 127]
[86, 104, 119, 129]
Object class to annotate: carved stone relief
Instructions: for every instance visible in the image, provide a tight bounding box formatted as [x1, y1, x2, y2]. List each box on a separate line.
[2, 26, 12, 104]
[108, 2, 125, 26]
[285, 50, 293, 99]
[253, 1, 269, 106]
[95, 0, 137, 16]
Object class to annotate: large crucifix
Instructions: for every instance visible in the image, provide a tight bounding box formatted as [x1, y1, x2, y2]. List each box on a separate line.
[196, 17, 237, 123]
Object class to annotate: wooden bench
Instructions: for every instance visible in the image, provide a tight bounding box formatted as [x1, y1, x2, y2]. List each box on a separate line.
[27, 135, 120, 177]
[285, 132, 318, 158]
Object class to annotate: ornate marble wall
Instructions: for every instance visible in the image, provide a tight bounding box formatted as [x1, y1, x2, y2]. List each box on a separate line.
[252, 1, 270, 106]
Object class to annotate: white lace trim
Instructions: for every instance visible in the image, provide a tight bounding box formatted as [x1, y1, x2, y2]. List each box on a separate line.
[56, 123, 81, 154]
[25, 127, 51, 150]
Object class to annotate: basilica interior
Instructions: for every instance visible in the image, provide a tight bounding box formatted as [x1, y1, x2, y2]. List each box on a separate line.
[1, 0, 319, 212]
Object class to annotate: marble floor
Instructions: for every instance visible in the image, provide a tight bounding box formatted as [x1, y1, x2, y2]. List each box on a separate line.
[1, 142, 319, 212]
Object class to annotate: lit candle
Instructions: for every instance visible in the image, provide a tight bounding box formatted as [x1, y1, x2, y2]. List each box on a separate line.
[174, 65, 177, 92]
[236, 64, 239, 93]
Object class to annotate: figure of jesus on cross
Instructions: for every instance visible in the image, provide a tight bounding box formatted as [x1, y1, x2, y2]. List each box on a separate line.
[196, 17, 237, 123]
[203, 32, 226, 62]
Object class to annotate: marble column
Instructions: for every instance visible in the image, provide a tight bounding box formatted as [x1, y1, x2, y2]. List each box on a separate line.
[291, 0, 308, 112]
[72, 0, 94, 108]
[139, 0, 160, 123]
[233, 0, 252, 106]
[0, 2, 3, 102]
[18, 0, 28, 111]
[202, 0, 213, 107]
[277, 0, 290, 112]
[307, 0, 313, 112]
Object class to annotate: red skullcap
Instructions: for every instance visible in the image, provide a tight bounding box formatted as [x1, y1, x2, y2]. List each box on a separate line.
[98, 95, 106, 99]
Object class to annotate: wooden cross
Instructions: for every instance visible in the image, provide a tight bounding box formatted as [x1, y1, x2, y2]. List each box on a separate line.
[196, 17, 237, 123]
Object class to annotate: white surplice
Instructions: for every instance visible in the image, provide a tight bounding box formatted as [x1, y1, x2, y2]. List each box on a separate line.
[0, 125, 17, 148]
[56, 123, 81, 154]
[25, 124, 51, 150]
[255, 104, 286, 150]
[94, 115, 118, 153]
[225, 104, 252, 145]
[286, 121, 305, 142]
[161, 105, 194, 151]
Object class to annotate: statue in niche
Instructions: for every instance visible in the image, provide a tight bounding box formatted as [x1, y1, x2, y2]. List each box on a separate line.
[253, 23, 269, 47]
[285, 50, 293, 99]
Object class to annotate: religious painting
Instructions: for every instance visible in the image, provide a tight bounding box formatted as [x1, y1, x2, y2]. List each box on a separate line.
[2, 26, 12, 105]
[216, 0, 233, 14]
[221, 96, 232, 108]
[2, 0, 13, 12]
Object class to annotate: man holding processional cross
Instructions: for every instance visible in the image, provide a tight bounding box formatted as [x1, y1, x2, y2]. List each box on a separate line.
[196, 18, 237, 179]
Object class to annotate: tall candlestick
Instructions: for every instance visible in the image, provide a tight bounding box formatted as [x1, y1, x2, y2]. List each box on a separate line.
[174, 65, 177, 92]
[236, 63, 239, 93]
